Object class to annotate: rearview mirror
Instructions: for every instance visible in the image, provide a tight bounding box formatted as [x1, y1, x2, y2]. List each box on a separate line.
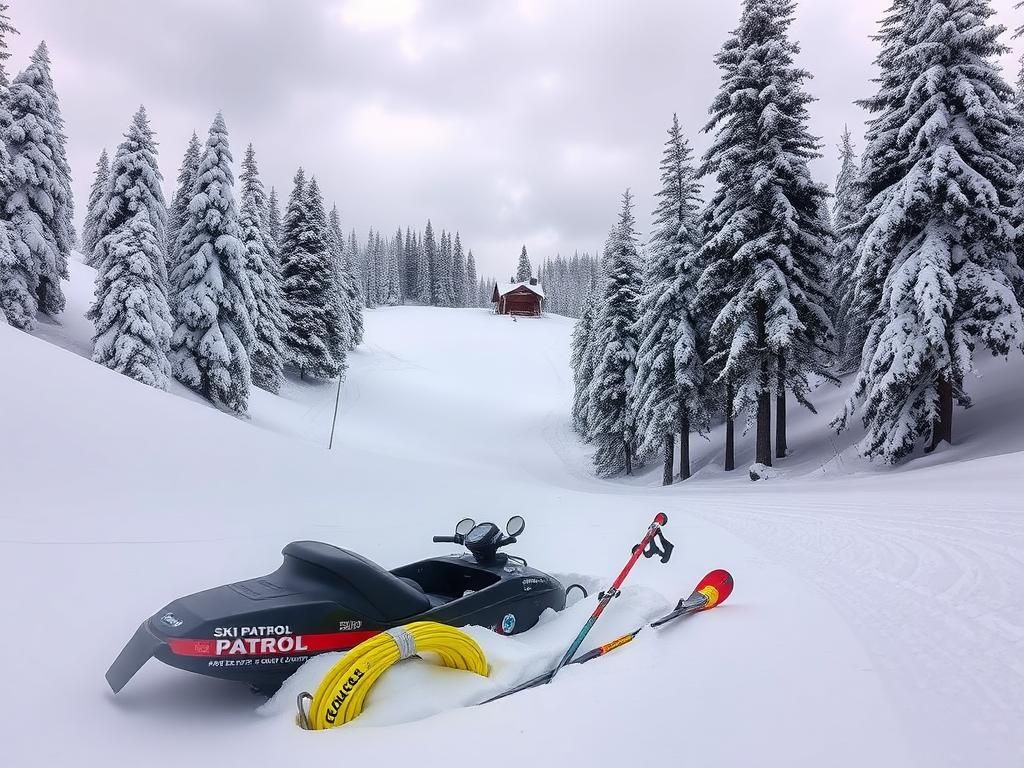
[455, 518, 476, 536]
[506, 515, 525, 537]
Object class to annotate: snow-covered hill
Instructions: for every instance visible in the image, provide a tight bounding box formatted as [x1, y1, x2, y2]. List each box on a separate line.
[2, 263, 1022, 767]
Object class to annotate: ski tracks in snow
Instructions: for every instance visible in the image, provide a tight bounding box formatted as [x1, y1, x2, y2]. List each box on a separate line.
[697, 493, 1024, 768]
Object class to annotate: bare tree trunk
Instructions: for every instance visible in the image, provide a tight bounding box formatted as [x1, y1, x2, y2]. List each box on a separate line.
[725, 380, 735, 472]
[755, 302, 772, 466]
[756, 389, 772, 466]
[624, 437, 633, 476]
[679, 407, 691, 481]
[776, 355, 787, 459]
[662, 433, 674, 486]
[928, 375, 954, 452]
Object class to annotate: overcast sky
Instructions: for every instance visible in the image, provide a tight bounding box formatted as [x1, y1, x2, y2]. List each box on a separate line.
[7, 0, 1024, 278]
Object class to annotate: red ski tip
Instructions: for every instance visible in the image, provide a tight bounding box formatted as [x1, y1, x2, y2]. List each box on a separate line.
[654, 512, 668, 526]
[693, 569, 734, 610]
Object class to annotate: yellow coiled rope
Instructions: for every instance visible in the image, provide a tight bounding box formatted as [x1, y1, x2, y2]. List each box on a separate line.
[297, 621, 489, 730]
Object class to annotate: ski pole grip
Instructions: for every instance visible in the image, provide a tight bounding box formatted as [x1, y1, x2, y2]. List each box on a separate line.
[635, 529, 674, 563]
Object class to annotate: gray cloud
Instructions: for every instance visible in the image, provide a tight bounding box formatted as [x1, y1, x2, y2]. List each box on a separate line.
[6, 0, 1024, 279]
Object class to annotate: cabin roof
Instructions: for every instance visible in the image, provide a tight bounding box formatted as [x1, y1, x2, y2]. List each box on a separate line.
[494, 281, 545, 299]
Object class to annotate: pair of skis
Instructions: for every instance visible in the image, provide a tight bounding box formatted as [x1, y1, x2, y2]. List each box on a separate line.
[482, 513, 733, 704]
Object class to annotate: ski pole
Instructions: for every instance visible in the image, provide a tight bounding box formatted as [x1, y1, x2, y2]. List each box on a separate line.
[547, 512, 673, 683]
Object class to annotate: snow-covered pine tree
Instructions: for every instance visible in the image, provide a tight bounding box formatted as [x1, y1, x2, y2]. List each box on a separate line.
[0, 77, 19, 326]
[466, 249, 477, 307]
[344, 227, 365, 347]
[267, 187, 282, 249]
[830, 127, 865, 372]
[588, 190, 644, 476]
[421, 221, 437, 305]
[90, 211, 172, 388]
[28, 43, 73, 312]
[0, 2, 17, 90]
[87, 107, 172, 389]
[90, 107, 169, 285]
[279, 170, 343, 380]
[377, 230, 391, 305]
[516, 245, 532, 282]
[835, 0, 1023, 462]
[630, 114, 706, 485]
[382, 228, 402, 305]
[403, 228, 416, 299]
[239, 144, 286, 393]
[3, 43, 75, 322]
[840, 0, 921, 373]
[1009, 9, 1024, 304]
[167, 132, 201, 302]
[327, 205, 356, 352]
[169, 113, 254, 413]
[346, 228, 363, 302]
[570, 294, 599, 437]
[478, 276, 489, 309]
[452, 232, 468, 307]
[434, 229, 452, 306]
[363, 228, 380, 307]
[696, 0, 834, 469]
[81, 148, 110, 266]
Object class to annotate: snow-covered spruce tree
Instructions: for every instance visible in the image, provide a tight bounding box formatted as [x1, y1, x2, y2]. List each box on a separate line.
[1009, 11, 1024, 304]
[422, 220, 438, 304]
[835, 0, 1023, 462]
[0, 2, 17, 90]
[630, 115, 707, 485]
[404, 228, 415, 299]
[267, 187, 282, 249]
[87, 106, 172, 388]
[167, 131, 201, 302]
[383, 228, 403, 305]
[830, 127, 866, 373]
[841, 0, 921, 373]
[466, 249, 478, 307]
[696, 0, 834, 468]
[239, 144, 286, 393]
[434, 229, 452, 306]
[81, 148, 110, 265]
[169, 113, 254, 413]
[344, 227, 365, 347]
[89, 211, 172, 388]
[589, 190, 644, 476]
[0, 108, 19, 327]
[359, 227, 375, 307]
[570, 294, 599, 438]
[452, 232, 468, 307]
[279, 170, 343, 380]
[516, 245, 532, 282]
[3, 42, 75, 322]
[90, 107, 169, 287]
[327, 205, 355, 352]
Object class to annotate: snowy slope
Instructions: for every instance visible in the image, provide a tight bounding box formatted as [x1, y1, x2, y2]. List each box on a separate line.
[1, 268, 1022, 767]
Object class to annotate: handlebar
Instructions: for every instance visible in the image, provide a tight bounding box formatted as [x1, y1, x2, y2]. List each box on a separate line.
[432, 535, 461, 544]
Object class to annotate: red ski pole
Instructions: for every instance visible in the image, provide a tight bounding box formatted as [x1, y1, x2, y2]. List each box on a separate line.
[547, 512, 673, 682]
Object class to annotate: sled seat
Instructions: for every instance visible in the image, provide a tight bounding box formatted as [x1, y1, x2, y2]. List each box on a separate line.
[283, 541, 431, 622]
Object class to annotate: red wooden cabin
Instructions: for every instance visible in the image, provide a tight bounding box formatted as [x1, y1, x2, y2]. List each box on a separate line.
[492, 279, 545, 316]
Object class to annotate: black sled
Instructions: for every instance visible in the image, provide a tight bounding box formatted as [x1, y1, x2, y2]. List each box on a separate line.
[106, 516, 565, 694]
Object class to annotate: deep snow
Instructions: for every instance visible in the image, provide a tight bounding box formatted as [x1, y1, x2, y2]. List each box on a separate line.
[1, 260, 1021, 767]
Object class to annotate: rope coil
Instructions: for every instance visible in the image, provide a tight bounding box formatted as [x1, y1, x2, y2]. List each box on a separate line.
[297, 621, 489, 729]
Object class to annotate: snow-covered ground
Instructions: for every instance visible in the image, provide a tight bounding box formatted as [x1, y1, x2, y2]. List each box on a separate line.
[1, 261, 1022, 767]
